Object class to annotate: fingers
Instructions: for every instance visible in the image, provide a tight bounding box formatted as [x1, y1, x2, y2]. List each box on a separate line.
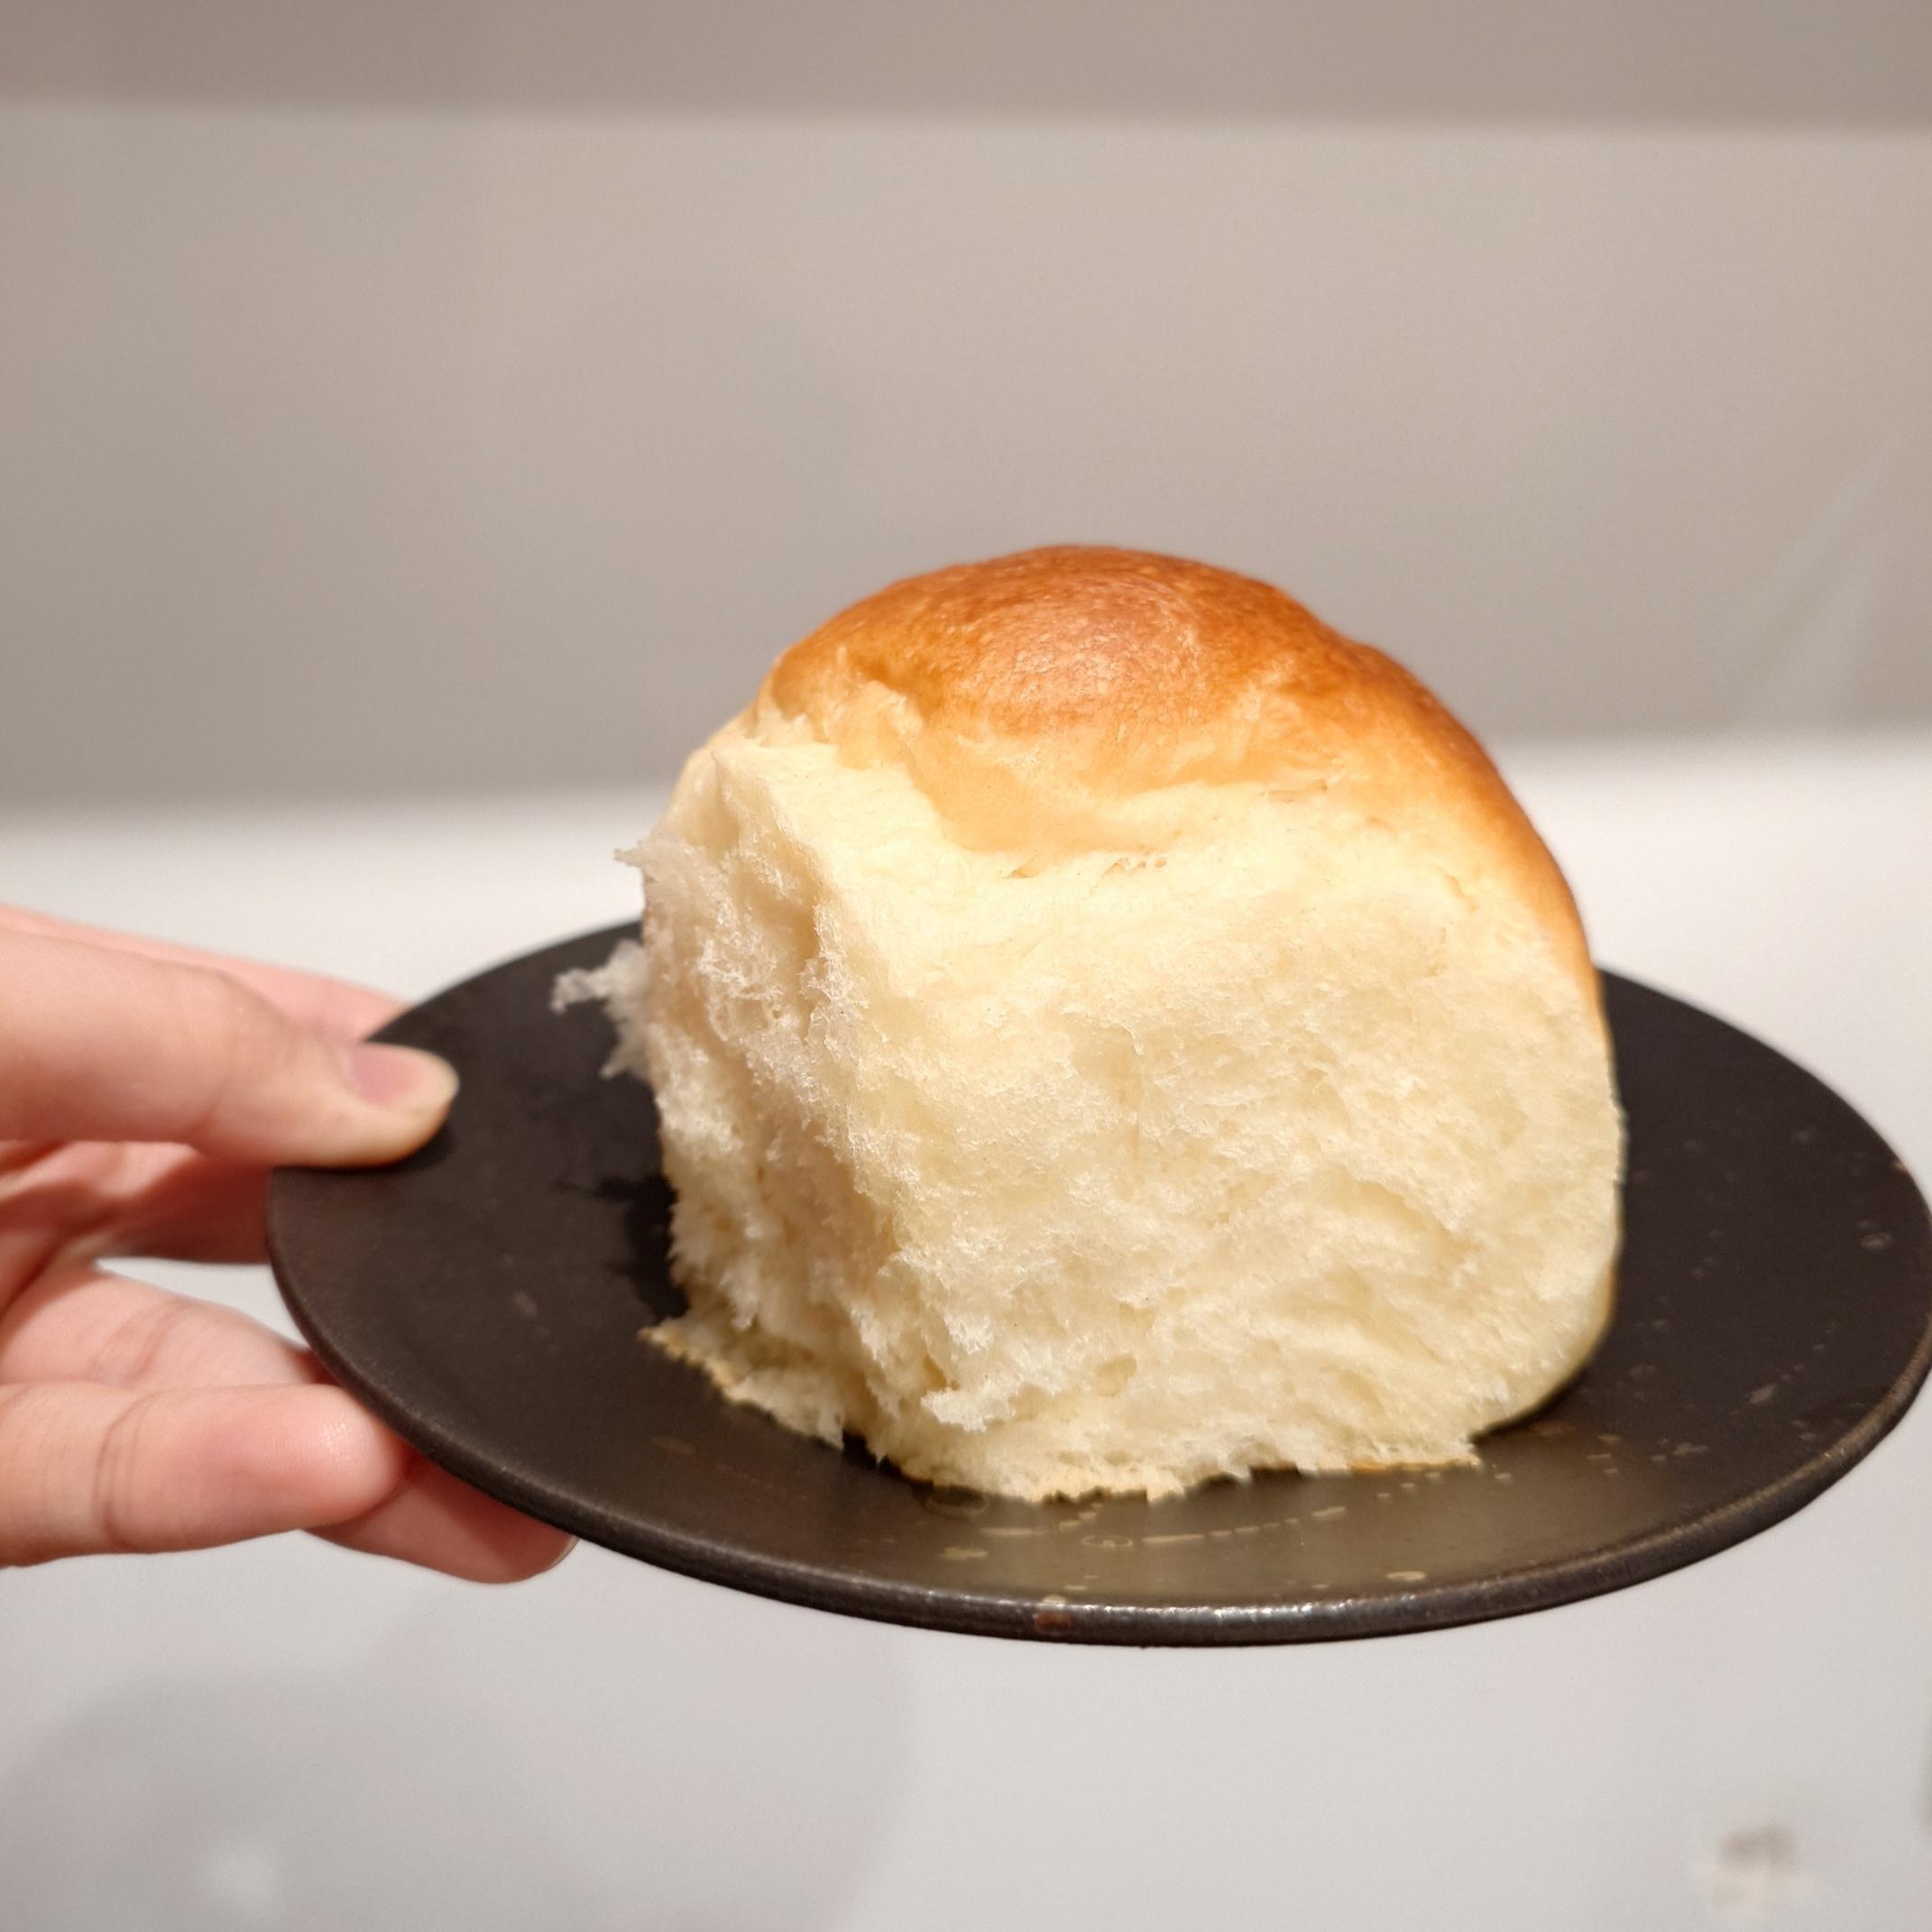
[0, 1268, 574, 1582]
[98, 1148, 274, 1265]
[320, 1458, 575, 1583]
[0, 906, 400, 1044]
[0, 913, 562, 1579]
[0, 1145, 271, 1294]
[0, 1379, 409, 1564]
[0, 1264, 316, 1390]
[0, 928, 456, 1167]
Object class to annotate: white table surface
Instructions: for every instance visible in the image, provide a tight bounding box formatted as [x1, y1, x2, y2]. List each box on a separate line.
[2, 731, 1928, 1931]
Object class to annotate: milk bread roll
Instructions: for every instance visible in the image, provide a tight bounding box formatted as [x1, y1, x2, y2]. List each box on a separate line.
[623, 547, 1622, 1500]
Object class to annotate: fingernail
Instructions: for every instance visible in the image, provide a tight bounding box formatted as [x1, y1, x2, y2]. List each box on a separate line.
[345, 1043, 460, 1112]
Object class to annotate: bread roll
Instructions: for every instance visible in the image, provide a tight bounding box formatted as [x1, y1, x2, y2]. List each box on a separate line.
[624, 546, 1622, 1500]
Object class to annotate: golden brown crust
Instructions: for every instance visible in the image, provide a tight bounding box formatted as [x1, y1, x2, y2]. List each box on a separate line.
[753, 546, 1596, 999]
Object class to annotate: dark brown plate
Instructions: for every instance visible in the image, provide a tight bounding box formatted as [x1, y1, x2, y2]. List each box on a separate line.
[268, 925, 1932, 1645]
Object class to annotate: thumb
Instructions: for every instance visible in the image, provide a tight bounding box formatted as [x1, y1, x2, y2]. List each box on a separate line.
[0, 930, 455, 1167]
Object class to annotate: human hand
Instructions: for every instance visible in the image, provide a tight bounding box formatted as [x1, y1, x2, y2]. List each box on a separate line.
[0, 907, 572, 1580]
